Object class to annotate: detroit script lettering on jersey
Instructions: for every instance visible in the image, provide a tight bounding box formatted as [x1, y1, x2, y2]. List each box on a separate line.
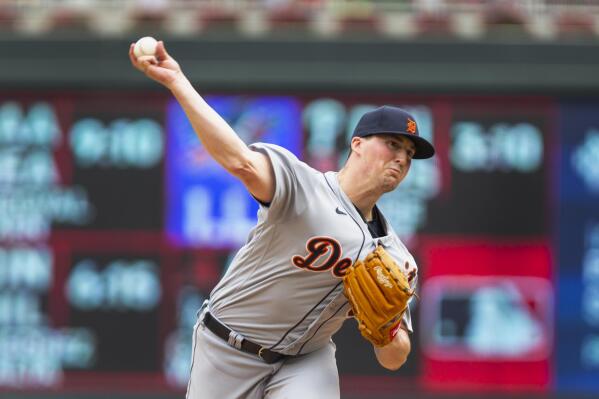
[292, 236, 352, 278]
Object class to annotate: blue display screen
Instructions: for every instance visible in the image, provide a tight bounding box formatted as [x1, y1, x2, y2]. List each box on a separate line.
[556, 102, 599, 392]
[166, 96, 302, 248]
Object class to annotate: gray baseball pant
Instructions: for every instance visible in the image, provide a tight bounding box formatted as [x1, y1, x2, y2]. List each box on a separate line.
[186, 320, 340, 399]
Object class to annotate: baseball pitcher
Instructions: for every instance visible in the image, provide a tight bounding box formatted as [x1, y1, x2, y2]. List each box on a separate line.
[130, 40, 435, 399]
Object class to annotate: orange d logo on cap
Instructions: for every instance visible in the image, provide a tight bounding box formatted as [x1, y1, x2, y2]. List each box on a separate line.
[406, 118, 417, 134]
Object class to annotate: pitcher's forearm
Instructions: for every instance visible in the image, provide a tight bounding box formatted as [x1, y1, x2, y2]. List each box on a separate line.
[169, 77, 251, 172]
[373, 327, 411, 371]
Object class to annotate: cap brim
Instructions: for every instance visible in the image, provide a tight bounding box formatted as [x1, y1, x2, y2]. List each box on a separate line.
[402, 133, 435, 159]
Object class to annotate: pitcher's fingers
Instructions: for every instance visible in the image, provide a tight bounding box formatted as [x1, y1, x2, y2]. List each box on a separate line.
[129, 43, 141, 69]
[139, 58, 152, 72]
[138, 55, 157, 66]
[156, 41, 168, 61]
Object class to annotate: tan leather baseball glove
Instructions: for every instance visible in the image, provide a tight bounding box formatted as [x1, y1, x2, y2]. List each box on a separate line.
[343, 246, 415, 347]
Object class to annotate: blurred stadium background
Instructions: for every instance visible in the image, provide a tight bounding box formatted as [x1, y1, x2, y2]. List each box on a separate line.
[1, 0, 599, 398]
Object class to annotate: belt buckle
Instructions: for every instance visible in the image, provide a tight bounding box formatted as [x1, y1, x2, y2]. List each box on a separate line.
[257, 347, 266, 360]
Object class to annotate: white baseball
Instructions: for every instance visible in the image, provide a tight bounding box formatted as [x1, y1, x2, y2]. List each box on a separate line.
[134, 36, 158, 58]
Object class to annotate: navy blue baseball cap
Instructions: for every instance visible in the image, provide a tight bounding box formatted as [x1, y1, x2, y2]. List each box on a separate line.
[352, 105, 435, 159]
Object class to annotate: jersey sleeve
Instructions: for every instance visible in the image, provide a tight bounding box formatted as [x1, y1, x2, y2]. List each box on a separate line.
[248, 142, 313, 222]
[402, 256, 418, 333]
[402, 276, 417, 333]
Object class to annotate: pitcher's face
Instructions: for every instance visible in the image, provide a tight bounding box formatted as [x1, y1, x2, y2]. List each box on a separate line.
[360, 134, 415, 192]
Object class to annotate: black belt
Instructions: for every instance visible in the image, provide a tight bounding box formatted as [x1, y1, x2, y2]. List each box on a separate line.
[202, 311, 287, 364]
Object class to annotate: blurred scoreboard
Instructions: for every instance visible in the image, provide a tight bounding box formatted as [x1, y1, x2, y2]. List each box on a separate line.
[0, 92, 597, 395]
[556, 102, 599, 392]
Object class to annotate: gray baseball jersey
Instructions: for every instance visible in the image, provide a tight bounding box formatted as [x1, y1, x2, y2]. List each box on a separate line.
[208, 143, 418, 356]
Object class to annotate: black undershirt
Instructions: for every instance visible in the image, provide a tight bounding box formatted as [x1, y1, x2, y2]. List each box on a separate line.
[355, 205, 387, 238]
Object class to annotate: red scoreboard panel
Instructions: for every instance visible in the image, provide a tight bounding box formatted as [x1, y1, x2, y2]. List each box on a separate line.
[419, 240, 553, 391]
